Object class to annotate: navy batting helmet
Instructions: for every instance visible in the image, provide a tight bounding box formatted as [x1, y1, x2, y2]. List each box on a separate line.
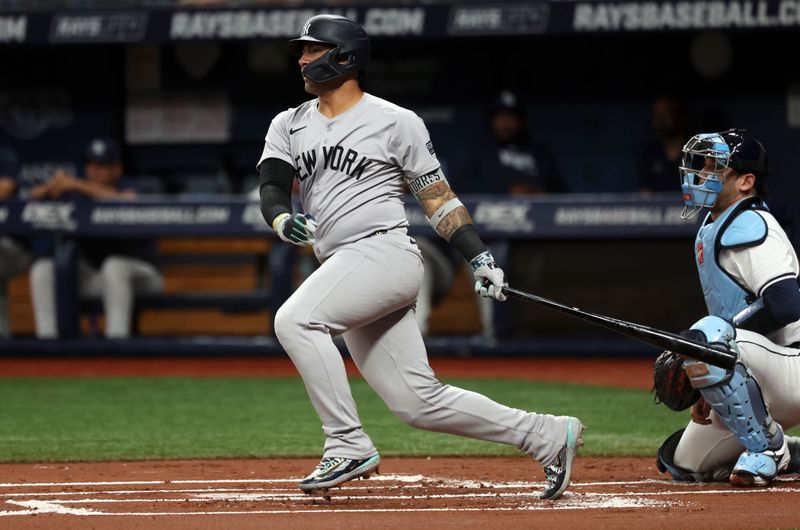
[288, 15, 370, 84]
[720, 129, 769, 184]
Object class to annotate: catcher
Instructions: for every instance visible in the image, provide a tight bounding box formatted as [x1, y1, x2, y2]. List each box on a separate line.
[653, 130, 800, 486]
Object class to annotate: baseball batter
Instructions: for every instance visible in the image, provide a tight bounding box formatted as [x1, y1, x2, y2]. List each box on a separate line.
[656, 130, 800, 485]
[257, 15, 584, 500]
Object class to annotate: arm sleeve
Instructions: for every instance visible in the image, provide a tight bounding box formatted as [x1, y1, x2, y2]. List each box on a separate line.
[449, 225, 488, 263]
[764, 278, 800, 327]
[738, 277, 800, 335]
[258, 158, 294, 226]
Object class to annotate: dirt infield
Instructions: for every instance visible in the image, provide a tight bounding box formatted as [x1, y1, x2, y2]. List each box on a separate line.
[0, 357, 655, 389]
[1, 457, 799, 529]
[4, 357, 798, 528]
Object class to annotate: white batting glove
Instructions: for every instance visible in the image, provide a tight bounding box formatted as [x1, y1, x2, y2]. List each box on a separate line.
[470, 251, 507, 302]
[273, 213, 317, 247]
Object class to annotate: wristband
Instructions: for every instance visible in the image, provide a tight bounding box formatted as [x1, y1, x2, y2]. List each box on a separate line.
[272, 212, 290, 231]
[428, 198, 464, 231]
[449, 224, 488, 263]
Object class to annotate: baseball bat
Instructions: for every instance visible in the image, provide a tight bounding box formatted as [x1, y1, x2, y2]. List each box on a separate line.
[503, 286, 736, 369]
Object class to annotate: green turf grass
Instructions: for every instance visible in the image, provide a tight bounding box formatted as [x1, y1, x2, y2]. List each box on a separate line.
[0, 376, 787, 463]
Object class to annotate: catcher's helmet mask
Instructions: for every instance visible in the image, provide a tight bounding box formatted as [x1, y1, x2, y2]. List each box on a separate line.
[289, 15, 370, 84]
[679, 128, 769, 220]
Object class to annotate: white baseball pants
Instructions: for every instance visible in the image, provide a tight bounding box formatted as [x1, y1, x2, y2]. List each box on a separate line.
[674, 329, 800, 476]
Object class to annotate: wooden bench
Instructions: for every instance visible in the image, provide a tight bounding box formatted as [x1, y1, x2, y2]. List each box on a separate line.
[8, 237, 481, 337]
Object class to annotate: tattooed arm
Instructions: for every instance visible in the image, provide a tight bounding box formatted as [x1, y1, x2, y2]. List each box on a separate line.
[415, 180, 473, 241]
[408, 169, 507, 301]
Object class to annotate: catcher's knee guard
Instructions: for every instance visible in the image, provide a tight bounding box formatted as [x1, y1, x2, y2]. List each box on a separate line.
[656, 428, 734, 482]
[787, 436, 800, 473]
[656, 429, 703, 481]
[683, 317, 781, 453]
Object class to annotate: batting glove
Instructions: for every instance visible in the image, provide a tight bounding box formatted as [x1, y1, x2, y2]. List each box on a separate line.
[273, 212, 317, 247]
[470, 251, 507, 301]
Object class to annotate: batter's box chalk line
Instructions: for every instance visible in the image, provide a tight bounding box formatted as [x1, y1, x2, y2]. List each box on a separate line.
[3, 473, 799, 517]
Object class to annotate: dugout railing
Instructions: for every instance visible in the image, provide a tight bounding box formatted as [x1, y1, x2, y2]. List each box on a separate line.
[0, 193, 704, 356]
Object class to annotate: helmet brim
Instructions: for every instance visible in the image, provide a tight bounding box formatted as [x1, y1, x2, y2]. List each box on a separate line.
[287, 36, 335, 56]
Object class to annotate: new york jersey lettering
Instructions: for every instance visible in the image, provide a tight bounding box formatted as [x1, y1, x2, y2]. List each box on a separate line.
[294, 149, 317, 181]
[294, 146, 374, 181]
[321, 146, 373, 180]
[259, 93, 439, 260]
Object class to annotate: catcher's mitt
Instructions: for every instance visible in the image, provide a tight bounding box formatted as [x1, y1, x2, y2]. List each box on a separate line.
[652, 350, 701, 411]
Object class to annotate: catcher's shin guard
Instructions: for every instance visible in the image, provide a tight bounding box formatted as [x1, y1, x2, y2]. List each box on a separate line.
[683, 316, 782, 454]
[685, 358, 783, 454]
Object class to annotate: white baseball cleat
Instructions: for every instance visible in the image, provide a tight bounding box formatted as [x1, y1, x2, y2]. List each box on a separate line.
[299, 454, 380, 494]
[540, 416, 585, 500]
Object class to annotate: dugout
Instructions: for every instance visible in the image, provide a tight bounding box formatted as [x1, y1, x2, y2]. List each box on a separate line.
[0, 1, 798, 350]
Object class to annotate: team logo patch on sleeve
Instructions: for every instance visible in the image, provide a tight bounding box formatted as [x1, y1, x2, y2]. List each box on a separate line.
[697, 242, 705, 265]
[426, 140, 436, 156]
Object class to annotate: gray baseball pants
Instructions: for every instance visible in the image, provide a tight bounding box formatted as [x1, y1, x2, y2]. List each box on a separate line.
[30, 256, 163, 338]
[274, 229, 569, 466]
[0, 237, 32, 337]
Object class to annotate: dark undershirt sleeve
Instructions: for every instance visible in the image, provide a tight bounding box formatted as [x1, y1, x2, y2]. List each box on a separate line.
[448, 224, 488, 263]
[258, 158, 295, 226]
[738, 278, 800, 335]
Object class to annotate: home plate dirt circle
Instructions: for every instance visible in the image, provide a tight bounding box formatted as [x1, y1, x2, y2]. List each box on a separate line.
[1, 457, 799, 529]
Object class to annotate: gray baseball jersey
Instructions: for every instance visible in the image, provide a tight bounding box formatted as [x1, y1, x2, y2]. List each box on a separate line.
[264, 92, 573, 471]
[259, 93, 440, 261]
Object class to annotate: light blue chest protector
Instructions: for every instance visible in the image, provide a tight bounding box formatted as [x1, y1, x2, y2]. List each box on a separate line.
[695, 197, 768, 321]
